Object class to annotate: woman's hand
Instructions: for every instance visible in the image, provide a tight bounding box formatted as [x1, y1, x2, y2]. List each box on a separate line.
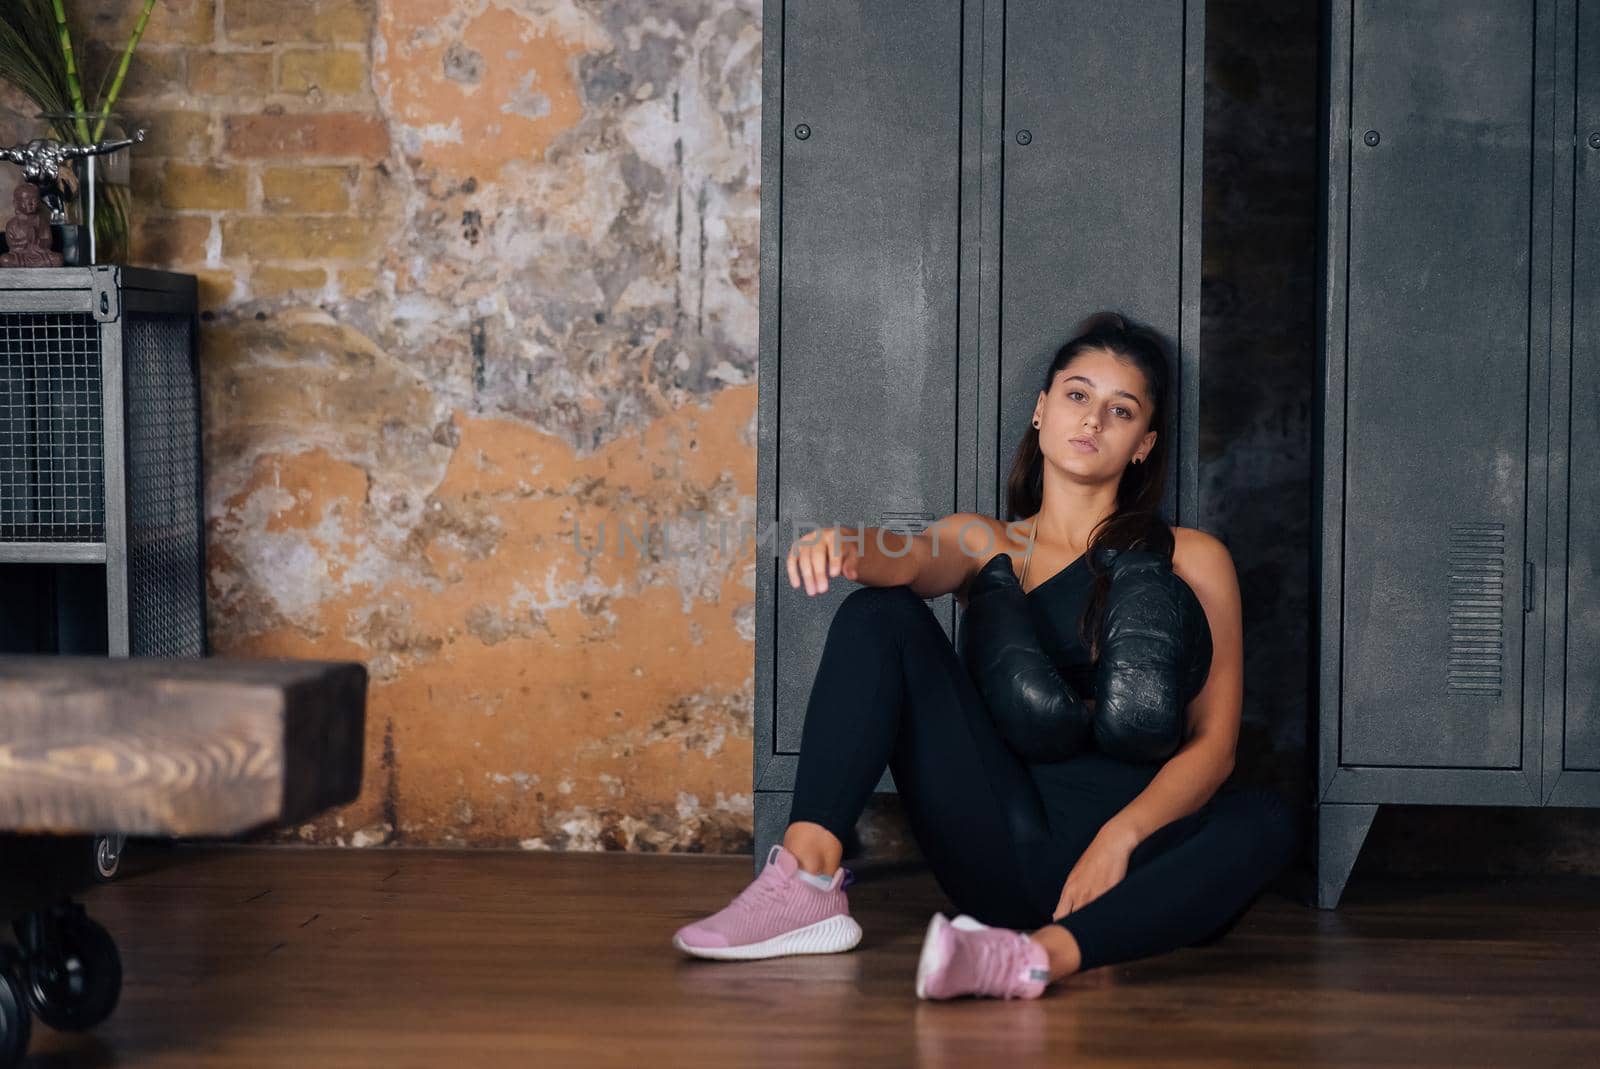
[1052, 823, 1138, 921]
[786, 525, 862, 596]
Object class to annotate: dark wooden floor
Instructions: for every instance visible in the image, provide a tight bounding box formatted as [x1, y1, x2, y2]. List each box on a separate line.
[20, 844, 1600, 1067]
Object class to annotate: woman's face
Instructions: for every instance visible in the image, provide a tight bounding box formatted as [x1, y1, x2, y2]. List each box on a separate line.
[1031, 348, 1157, 478]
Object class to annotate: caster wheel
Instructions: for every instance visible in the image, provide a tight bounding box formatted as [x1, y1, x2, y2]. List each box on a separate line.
[0, 967, 30, 1069]
[17, 907, 121, 1033]
[92, 833, 126, 882]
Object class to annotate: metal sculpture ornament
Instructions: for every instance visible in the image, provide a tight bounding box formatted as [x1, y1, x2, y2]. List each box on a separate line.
[0, 130, 146, 225]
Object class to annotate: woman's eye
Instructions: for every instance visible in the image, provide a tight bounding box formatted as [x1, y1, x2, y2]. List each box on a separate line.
[1068, 389, 1131, 419]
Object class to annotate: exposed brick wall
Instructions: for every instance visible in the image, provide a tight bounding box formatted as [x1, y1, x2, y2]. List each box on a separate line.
[0, 2, 383, 301]
[96, 0, 391, 309]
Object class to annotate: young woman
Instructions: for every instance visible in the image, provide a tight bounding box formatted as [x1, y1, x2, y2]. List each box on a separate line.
[672, 312, 1299, 1000]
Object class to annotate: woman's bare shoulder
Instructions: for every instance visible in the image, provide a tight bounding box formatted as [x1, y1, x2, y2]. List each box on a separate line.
[1171, 526, 1235, 589]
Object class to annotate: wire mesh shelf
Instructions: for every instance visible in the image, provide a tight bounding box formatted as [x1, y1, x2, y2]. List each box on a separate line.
[0, 312, 105, 541]
[0, 267, 204, 658]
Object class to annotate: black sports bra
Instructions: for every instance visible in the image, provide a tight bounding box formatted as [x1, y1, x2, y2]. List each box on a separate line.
[1018, 526, 1098, 698]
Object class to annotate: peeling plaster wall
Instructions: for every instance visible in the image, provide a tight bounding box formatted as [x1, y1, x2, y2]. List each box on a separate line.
[1, 0, 764, 852]
[0, 1, 1593, 874]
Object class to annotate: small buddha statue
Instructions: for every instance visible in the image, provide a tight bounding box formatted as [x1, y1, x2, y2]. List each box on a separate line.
[0, 183, 62, 268]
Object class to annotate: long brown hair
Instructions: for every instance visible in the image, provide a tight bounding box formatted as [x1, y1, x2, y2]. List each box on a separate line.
[1003, 310, 1177, 660]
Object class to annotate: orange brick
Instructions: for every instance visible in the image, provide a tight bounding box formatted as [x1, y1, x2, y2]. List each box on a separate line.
[223, 216, 379, 260]
[193, 268, 237, 311]
[82, 41, 185, 101]
[224, 112, 388, 161]
[225, 0, 373, 44]
[160, 163, 248, 211]
[350, 165, 383, 212]
[337, 267, 378, 297]
[129, 215, 213, 267]
[138, 110, 215, 157]
[189, 51, 274, 95]
[253, 265, 326, 297]
[88, 0, 216, 48]
[280, 49, 367, 96]
[261, 166, 353, 213]
[129, 156, 163, 203]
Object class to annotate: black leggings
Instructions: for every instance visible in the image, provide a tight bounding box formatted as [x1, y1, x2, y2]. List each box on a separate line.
[786, 584, 1301, 972]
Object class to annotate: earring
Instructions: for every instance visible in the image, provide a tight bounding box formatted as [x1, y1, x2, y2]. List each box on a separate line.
[1031, 419, 1040, 428]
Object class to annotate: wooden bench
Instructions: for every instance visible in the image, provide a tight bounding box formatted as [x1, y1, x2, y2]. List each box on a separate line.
[0, 655, 367, 1063]
[0, 655, 367, 838]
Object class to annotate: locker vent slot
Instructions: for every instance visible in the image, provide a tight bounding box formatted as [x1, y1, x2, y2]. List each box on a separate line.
[1446, 521, 1505, 698]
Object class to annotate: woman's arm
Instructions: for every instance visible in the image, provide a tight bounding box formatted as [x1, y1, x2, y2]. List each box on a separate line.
[906, 513, 1015, 599]
[831, 513, 1006, 596]
[1097, 529, 1243, 850]
[786, 513, 1003, 595]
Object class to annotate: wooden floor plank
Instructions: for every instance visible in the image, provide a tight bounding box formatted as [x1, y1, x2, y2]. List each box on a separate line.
[21, 846, 1600, 1067]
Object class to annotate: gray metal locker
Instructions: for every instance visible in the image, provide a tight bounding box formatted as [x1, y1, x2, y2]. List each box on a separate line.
[754, 0, 1205, 870]
[996, 0, 1200, 525]
[768, 0, 965, 772]
[1548, 0, 1600, 799]
[1315, 0, 1596, 906]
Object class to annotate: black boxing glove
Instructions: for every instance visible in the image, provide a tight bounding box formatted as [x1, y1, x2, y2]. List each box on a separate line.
[1091, 548, 1214, 764]
[957, 551, 1093, 762]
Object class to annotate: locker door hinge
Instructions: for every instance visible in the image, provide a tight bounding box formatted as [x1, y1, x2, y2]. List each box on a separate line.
[90, 266, 120, 323]
[1524, 559, 1535, 614]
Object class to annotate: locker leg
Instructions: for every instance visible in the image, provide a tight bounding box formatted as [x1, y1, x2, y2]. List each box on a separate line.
[1316, 803, 1378, 910]
[753, 791, 791, 877]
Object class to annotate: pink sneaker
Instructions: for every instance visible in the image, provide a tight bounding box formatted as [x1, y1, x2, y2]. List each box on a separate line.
[672, 844, 863, 960]
[915, 913, 1051, 1000]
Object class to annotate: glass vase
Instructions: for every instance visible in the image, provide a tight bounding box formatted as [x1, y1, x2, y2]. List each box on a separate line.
[35, 112, 137, 266]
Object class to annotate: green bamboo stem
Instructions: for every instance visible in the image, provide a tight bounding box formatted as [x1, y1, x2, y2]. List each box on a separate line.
[93, 0, 156, 142]
[48, 0, 89, 143]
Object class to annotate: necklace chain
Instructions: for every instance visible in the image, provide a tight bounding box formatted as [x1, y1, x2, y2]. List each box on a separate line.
[1020, 518, 1038, 590]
